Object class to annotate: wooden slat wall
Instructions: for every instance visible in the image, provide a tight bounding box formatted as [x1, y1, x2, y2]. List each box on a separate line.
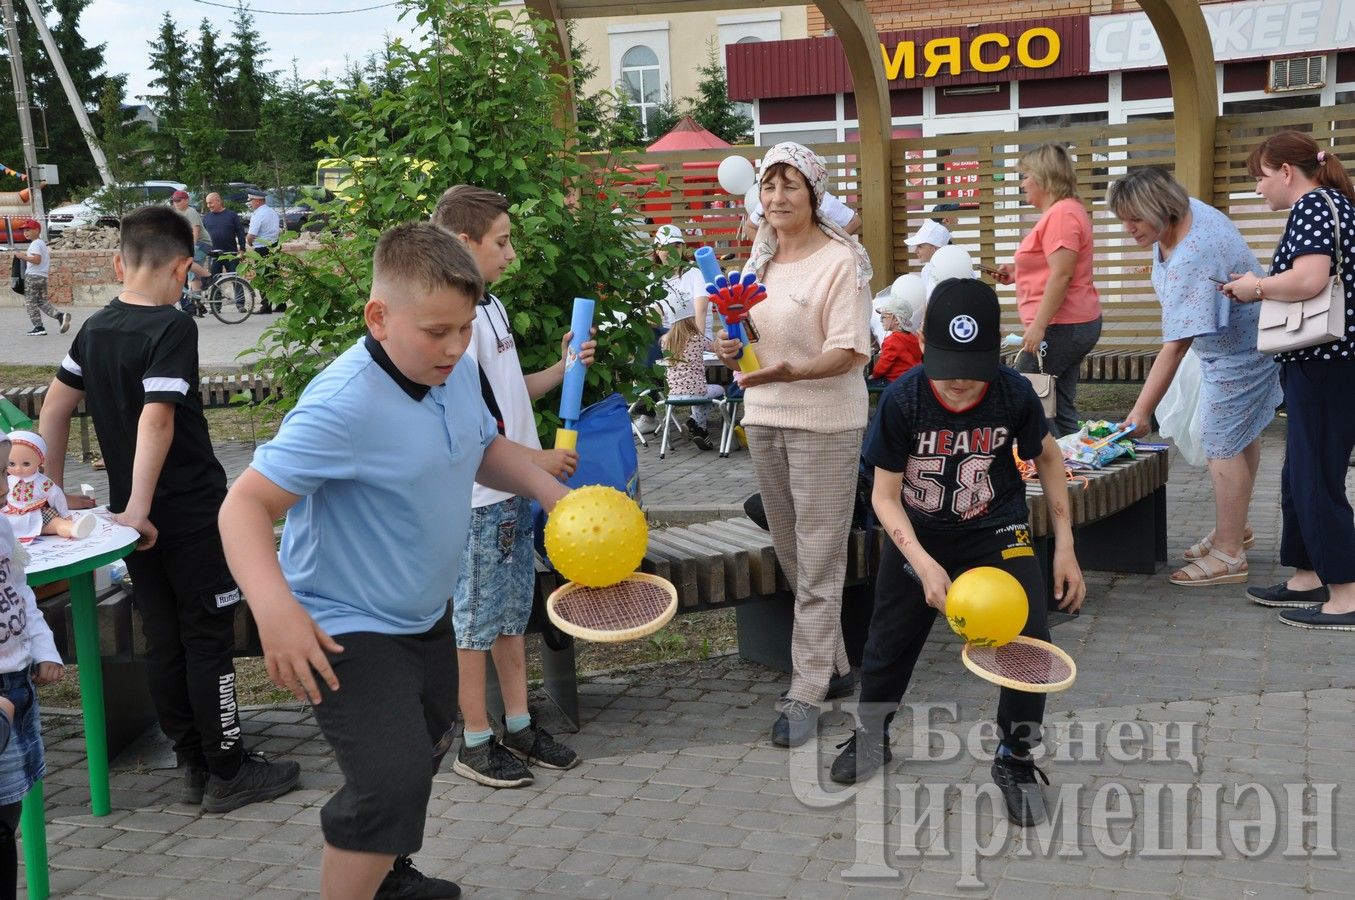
[584, 104, 1351, 354]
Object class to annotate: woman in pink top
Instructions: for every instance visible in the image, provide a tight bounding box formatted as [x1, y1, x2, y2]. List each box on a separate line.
[996, 144, 1103, 435]
[715, 142, 872, 749]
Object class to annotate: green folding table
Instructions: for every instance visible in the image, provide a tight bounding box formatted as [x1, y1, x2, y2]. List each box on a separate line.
[20, 519, 138, 900]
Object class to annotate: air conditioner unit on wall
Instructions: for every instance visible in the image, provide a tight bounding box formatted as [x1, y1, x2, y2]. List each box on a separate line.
[1269, 56, 1326, 92]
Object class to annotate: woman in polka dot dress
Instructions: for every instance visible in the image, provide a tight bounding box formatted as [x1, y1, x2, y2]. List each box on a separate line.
[1222, 131, 1355, 631]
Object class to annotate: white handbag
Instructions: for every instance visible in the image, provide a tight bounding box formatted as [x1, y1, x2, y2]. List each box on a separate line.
[1256, 191, 1347, 355]
[1023, 350, 1057, 419]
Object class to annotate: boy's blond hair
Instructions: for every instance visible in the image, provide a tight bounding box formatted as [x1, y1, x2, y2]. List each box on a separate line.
[372, 222, 484, 301]
[431, 185, 509, 242]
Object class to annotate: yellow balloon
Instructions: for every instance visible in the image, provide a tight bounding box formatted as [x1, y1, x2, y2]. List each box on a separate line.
[544, 485, 648, 588]
[945, 566, 1028, 648]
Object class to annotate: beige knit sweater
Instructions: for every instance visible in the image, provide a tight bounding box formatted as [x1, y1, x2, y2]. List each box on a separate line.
[740, 239, 871, 433]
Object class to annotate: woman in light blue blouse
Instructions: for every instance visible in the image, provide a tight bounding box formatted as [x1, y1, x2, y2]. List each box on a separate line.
[1108, 167, 1281, 586]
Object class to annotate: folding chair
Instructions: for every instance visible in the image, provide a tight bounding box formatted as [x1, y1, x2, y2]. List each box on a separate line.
[655, 395, 715, 459]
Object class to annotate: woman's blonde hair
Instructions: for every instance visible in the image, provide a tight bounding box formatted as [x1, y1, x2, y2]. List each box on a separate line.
[663, 316, 702, 359]
[1020, 143, 1079, 203]
[1106, 166, 1190, 237]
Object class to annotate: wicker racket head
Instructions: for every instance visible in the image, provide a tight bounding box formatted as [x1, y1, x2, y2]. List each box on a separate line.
[546, 573, 678, 643]
[961, 636, 1077, 693]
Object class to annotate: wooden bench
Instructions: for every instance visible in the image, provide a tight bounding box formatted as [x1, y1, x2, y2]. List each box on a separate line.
[1002, 347, 1159, 384]
[4, 374, 281, 460]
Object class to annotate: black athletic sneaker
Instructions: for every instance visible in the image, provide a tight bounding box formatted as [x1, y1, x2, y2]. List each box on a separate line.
[181, 766, 207, 805]
[374, 855, 461, 900]
[684, 418, 714, 451]
[452, 736, 534, 788]
[991, 752, 1050, 826]
[830, 729, 892, 784]
[201, 752, 301, 813]
[25, 326, 46, 336]
[502, 719, 579, 770]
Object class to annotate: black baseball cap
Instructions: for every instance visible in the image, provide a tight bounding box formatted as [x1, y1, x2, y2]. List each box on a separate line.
[923, 278, 1001, 382]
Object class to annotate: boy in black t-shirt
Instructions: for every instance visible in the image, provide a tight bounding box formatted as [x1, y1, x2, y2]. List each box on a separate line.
[38, 206, 299, 813]
[831, 278, 1085, 828]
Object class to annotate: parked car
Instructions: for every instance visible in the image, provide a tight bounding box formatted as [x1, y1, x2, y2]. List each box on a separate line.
[46, 180, 187, 236]
[271, 186, 336, 231]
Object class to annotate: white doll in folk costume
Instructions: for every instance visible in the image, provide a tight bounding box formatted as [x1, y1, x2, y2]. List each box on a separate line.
[2, 431, 95, 543]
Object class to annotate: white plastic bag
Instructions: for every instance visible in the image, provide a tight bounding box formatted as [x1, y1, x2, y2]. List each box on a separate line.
[1155, 349, 1206, 467]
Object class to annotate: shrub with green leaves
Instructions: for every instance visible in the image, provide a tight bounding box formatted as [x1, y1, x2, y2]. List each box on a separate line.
[252, 0, 666, 441]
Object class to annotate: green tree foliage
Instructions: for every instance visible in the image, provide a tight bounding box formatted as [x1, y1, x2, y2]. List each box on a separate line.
[643, 89, 682, 142]
[685, 41, 751, 145]
[0, 0, 117, 203]
[253, 0, 665, 443]
[221, 2, 270, 165]
[252, 61, 343, 191]
[196, 18, 231, 112]
[178, 81, 226, 192]
[144, 11, 192, 171]
[87, 80, 151, 217]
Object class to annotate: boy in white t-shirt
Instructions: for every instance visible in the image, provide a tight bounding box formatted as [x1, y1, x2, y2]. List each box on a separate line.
[17, 225, 70, 337]
[432, 185, 596, 788]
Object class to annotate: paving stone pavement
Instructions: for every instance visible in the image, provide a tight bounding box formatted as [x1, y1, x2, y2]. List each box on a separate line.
[26, 420, 1355, 898]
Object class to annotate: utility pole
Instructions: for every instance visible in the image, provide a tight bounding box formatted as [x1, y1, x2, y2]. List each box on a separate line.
[20, 0, 113, 186]
[1, 0, 44, 227]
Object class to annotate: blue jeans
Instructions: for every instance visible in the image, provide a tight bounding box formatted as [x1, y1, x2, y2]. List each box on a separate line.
[451, 497, 535, 650]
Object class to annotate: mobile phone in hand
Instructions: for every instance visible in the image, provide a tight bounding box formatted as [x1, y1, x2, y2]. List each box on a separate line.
[977, 263, 1001, 277]
[1208, 275, 1227, 285]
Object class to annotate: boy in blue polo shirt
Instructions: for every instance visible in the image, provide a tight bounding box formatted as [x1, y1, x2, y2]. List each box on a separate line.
[219, 222, 568, 900]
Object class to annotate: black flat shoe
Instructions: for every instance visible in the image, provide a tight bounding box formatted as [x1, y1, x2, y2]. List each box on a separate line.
[1247, 582, 1329, 609]
[1278, 606, 1355, 631]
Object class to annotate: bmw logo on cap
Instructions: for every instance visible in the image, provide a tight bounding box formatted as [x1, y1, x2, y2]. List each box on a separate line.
[949, 315, 979, 343]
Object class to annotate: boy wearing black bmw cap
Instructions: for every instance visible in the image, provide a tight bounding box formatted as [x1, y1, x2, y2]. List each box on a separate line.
[831, 278, 1086, 828]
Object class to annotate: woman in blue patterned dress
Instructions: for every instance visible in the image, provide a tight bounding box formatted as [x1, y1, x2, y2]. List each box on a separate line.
[1223, 132, 1355, 631]
[1109, 167, 1281, 586]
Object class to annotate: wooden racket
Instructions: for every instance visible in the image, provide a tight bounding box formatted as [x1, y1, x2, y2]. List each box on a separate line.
[960, 636, 1077, 693]
[546, 573, 678, 643]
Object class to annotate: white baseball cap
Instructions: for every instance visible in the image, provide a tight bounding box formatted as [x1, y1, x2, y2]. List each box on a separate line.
[904, 219, 952, 248]
[654, 224, 685, 246]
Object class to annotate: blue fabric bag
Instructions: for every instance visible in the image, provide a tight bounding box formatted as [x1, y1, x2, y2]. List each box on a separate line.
[533, 392, 641, 562]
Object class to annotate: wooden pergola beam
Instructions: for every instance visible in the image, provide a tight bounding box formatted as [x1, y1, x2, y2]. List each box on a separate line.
[814, 0, 892, 289]
[1138, 0, 1218, 203]
[558, 0, 788, 15]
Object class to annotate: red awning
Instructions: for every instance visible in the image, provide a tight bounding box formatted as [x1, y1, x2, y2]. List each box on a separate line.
[646, 115, 731, 152]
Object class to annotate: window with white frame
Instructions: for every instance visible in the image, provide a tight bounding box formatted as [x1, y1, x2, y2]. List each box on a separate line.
[621, 44, 662, 133]
[716, 12, 781, 53]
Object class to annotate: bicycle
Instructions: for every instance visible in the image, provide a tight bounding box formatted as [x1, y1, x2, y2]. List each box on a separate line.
[182, 252, 261, 324]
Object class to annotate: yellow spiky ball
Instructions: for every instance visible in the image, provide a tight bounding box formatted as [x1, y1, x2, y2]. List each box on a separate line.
[544, 485, 648, 587]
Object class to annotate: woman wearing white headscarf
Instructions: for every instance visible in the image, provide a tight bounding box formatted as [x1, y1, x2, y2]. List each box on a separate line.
[716, 142, 872, 748]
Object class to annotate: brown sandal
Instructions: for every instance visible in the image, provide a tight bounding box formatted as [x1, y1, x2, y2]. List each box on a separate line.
[1183, 526, 1254, 560]
[1170, 548, 1248, 586]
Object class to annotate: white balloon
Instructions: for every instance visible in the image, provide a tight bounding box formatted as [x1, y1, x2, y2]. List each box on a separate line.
[744, 185, 760, 214]
[889, 273, 926, 308]
[717, 155, 756, 196]
[930, 245, 976, 282]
